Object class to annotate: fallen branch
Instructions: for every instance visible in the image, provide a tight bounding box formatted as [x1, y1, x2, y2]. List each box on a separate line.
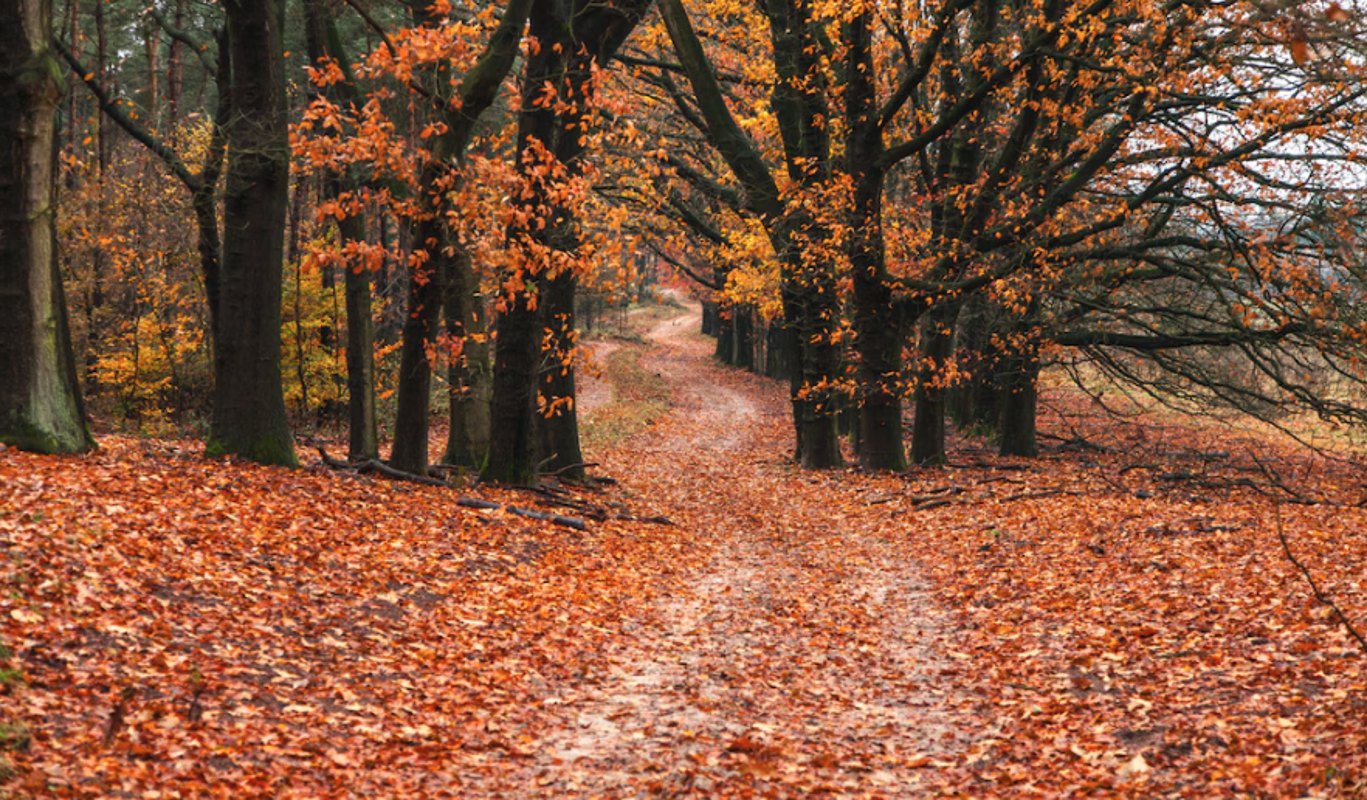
[317, 447, 450, 487]
[999, 488, 1075, 503]
[456, 498, 588, 531]
[914, 499, 956, 512]
[546, 461, 600, 477]
[357, 458, 449, 487]
[1275, 505, 1367, 657]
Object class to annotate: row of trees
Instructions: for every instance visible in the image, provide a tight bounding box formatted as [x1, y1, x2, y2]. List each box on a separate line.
[5, 0, 1367, 478]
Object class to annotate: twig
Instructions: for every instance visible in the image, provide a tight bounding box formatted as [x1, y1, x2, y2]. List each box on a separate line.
[546, 461, 600, 477]
[999, 488, 1074, 503]
[317, 446, 450, 487]
[914, 499, 955, 512]
[456, 498, 588, 531]
[1275, 504, 1367, 657]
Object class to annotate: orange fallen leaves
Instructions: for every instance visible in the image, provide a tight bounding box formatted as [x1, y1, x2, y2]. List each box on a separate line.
[2, 308, 1365, 797]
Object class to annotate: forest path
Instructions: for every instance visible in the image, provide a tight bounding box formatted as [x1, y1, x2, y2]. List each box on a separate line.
[514, 303, 968, 796]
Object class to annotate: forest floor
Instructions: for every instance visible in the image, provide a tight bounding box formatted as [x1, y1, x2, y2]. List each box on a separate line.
[2, 301, 1366, 798]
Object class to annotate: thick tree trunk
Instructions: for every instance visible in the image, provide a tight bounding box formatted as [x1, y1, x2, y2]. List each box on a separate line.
[764, 322, 788, 380]
[485, 0, 564, 486]
[209, 0, 296, 466]
[732, 305, 754, 370]
[997, 300, 1042, 457]
[341, 212, 378, 461]
[714, 304, 734, 363]
[444, 242, 490, 468]
[997, 345, 1040, 457]
[486, 0, 651, 483]
[911, 300, 959, 465]
[845, 9, 905, 471]
[395, 0, 533, 477]
[949, 293, 1001, 436]
[535, 264, 584, 477]
[389, 210, 447, 474]
[0, 0, 93, 453]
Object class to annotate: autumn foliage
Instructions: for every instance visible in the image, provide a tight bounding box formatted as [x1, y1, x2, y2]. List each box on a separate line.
[3, 308, 1365, 797]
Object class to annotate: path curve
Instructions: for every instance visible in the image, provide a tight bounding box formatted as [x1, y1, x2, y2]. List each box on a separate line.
[517, 302, 964, 797]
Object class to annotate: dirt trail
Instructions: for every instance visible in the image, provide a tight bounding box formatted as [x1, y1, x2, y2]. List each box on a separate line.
[517, 303, 966, 796]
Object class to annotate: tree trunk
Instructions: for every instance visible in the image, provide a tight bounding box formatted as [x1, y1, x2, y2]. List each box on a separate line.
[714, 303, 734, 363]
[303, 0, 376, 461]
[0, 0, 93, 453]
[209, 0, 296, 466]
[389, 209, 446, 474]
[996, 300, 1042, 457]
[732, 305, 753, 370]
[393, 0, 533, 476]
[949, 293, 1001, 436]
[341, 213, 377, 460]
[485, 0, 651, 483]
[997, 345, 1039, 457]
[485, 0, 564, 486]
[911, 300, 959, 465]
[845, 8, 904, 471]
[764, 322, 788, 380]
[535, 266, 584, 477]
[444, 242, 490, 468]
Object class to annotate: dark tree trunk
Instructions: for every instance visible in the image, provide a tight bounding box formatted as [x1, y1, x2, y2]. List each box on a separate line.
[485, 0, 565, 486]
[997, 345, 1039, 457]
[389, 208, 446, 474]
[341, 212, 378, 460]
[764, 322, 788, 380]
[486, 0, 652, 483]
[535, 267, 584, 477]
[304, 0, 377, 461]
[910, 300, 959, 465]
[392, 0, 532, 475]
[444, 242, 490, 468]
[701, 300, 716, 335]
[845, 8, 904, 470]
[0, 0, 93, 453]
[732, 305, 754, 370]
[765, 0, 842, 469]
[949, 293, 1001, 436]
[208, 0, 296, 466]
[997, 299, 1042, 457]
[714, 304, 734, 363]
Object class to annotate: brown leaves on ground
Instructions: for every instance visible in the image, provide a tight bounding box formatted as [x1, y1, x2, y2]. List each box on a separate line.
[2, 304, 1365, 797]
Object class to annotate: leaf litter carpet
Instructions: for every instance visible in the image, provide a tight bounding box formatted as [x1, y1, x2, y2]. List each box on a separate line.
[1, 303, 1365, 798]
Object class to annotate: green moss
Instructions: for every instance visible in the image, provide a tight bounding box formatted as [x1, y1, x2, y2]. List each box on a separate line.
[0, 419, 66, 454]
[247, 434, 299, 467]
[204, 434, 299, 467]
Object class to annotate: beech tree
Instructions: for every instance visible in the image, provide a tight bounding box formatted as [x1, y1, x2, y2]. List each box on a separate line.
[206, 0, 296, 465]
[483, 0, 655, 485]
[0, 0, 93, 454]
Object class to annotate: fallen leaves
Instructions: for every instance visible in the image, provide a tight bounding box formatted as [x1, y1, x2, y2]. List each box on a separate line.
[1, 304, 1365, 797]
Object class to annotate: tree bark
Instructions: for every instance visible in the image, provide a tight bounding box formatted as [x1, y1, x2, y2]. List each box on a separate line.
[949, 293, 1001, 435]
[845, 8, 905, 470]
[911, 299, 959, 465]
[304, 0, 377, 461]
[209, 0, 296, 466]
[484, 0, 565, 486]
[444, 241, 491, 468]
[0, 0, 93, 453]
[486, 0, 653, 483]
[392, 0, 533, 476]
